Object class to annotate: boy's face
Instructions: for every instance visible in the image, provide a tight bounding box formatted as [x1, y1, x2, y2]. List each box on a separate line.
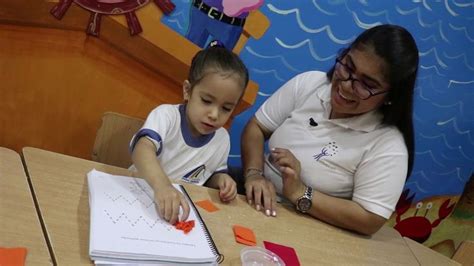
[183, 72, 243, 136]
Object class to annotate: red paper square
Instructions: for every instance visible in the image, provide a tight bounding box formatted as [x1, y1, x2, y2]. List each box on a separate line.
[264, 241, 300, 266]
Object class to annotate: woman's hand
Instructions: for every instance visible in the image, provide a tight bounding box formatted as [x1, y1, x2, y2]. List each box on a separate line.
[154, 184, 190, 225]
[241, 116, 276, 216]
[216, 174, 237, 202]
[245, 175, 277, 216]
[271, 148, 306, 203]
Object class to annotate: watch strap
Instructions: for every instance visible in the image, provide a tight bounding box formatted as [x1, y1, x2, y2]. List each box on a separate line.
[304, 186, 313, 199]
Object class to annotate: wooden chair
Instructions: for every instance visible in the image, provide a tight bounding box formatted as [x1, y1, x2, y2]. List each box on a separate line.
[92, 112, 144, 168]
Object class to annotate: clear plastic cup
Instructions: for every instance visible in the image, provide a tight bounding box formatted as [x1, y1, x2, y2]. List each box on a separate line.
[240, 246, 285, 266]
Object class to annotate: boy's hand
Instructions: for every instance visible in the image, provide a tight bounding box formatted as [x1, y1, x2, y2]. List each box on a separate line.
[154, 185, 190, 225]
[217, 174, 237, 202]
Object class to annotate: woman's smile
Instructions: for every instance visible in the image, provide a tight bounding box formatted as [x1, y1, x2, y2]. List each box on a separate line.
[334, 85, 357, 106]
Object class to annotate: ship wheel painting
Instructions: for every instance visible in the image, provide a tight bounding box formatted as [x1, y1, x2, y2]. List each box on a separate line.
[50, 0, 175, 36]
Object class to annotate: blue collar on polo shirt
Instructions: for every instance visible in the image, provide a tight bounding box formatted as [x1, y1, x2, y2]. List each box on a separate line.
[179, 104, 215, 147]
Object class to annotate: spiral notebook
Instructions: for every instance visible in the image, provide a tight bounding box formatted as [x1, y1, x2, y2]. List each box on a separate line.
[87, 169, 221, 265]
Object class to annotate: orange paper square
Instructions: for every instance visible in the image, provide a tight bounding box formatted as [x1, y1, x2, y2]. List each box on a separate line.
[195, 200, 219, 212]
[174, 220, 195, 234]
[0, 247, 27, 266]
[233, 225, 256, 246]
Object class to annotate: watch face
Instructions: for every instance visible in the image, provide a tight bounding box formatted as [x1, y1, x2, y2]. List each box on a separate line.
[297, 198, 312, 212]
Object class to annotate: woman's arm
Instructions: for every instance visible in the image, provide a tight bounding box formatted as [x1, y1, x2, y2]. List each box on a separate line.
[241, 117, 278, 216]
[132, 137, 190, 224]
[286, 180, 386, 235]
[309, 191, 386, 235]
[241, 117, 268, 178]
[275, 149, 386, 235]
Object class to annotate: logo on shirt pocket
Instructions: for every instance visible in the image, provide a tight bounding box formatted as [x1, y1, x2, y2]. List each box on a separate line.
[182, 164, 206, 183]
[313, 141, 338, 161]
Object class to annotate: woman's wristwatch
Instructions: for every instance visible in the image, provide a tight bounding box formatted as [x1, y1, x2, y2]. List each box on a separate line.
[296, 186, 313, 213]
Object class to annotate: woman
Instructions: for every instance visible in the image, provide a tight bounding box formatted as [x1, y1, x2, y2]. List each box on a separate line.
[241, 24, 418, 235]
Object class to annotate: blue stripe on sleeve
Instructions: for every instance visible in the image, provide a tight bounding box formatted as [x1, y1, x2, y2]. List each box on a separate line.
[213, 169, 228, 175]
[129, 129, 163, 156]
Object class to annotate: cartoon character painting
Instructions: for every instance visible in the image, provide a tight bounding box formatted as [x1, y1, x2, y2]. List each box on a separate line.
[388, 181, 473, 258]
[50, 0, 176, 36]
[185, 0, 264, 49]
[393, 189, 456, 243]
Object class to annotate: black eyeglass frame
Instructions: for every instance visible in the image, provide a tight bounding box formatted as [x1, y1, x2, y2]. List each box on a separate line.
[334, 57, 389, 100]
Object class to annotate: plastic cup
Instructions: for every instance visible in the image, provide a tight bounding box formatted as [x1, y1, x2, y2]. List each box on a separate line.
[240, 246, 285, 266]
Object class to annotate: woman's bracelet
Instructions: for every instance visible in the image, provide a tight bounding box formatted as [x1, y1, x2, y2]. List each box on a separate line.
[245, 167, 263, 180]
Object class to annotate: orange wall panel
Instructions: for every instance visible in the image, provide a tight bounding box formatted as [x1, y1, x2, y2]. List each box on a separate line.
[0, 25, 182, 159]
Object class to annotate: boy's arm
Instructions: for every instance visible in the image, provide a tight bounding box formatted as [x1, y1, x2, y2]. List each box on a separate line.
[132, 137, 190, 223]
[132, 137, 171, 189]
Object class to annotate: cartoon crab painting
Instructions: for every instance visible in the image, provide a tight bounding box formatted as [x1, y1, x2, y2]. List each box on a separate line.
[394, 189, 456, 243]
[50, 0, 175, 36]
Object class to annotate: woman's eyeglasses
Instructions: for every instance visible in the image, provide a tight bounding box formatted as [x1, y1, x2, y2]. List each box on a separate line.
[334, 57, 389, 100]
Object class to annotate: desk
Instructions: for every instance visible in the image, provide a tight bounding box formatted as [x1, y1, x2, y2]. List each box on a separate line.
[23, 147, 420, 265]
[0, 147, 52, 265]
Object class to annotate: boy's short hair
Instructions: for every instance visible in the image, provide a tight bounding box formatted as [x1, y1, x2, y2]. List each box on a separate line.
[188, 45, 249, 90]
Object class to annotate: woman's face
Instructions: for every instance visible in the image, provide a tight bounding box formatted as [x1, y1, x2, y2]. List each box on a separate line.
[330, 47, 391, 119]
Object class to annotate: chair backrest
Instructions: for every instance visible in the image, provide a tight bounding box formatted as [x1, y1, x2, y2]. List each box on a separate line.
[92, 112, 144, 168]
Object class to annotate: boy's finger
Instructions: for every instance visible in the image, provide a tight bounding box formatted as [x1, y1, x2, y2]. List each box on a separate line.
[229, 187, 237, 201]
[224, 182, 234, 194]
[222, 186, 236, 201]
[180, 198, 190, 222]
[163, 200, 172, 222]
[169, 200, 180, 225]
[219, 183, 229, 194]
[157, 199, 165, 219]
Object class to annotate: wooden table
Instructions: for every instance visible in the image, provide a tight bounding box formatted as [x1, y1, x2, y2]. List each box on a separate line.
[0, 147, 52, 265]
[23, 147, 422, 265]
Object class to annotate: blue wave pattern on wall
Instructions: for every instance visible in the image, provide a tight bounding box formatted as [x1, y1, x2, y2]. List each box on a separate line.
[162, 0, 474, 202]
[162, 0, 191, 33]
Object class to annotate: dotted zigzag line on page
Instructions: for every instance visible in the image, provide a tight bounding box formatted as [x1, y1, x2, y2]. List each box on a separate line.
[104, 193, 156, 209]
[103, 210, 173, 230]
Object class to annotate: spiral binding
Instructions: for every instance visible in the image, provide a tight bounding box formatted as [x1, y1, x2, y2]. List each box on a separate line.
[179, 185, 224, 264]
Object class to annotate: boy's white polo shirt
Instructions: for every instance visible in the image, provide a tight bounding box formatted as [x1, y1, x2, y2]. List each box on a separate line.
[256, 71, 408, 219]
[129, 104, 229, 186]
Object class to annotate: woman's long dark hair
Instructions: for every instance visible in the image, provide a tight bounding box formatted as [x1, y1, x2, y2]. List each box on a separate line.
[327, 24, 419, 178]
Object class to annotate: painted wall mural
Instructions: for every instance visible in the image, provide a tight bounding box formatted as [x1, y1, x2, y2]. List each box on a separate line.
[185, 0, 264, 49]
[50, 0, 176, 36]
[162, 0, 473, 256]
[159, 0, 264, 49]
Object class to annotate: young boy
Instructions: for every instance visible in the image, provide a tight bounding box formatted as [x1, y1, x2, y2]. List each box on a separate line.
[130, 43, 249, 224]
